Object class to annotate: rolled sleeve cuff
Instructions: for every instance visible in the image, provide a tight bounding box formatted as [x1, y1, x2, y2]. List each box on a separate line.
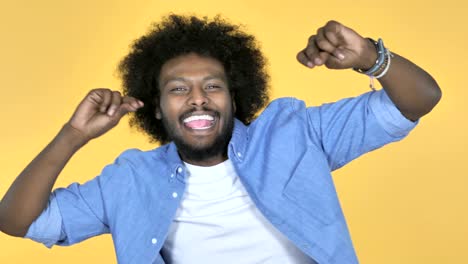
[369, 89, 418, 138]
[24, 193, 64, 248]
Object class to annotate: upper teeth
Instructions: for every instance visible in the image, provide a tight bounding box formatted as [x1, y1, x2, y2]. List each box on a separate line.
[183, 115, 214, 123]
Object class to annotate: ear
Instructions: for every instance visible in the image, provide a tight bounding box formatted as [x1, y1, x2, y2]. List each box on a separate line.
[155, 108, 162, 120]
[231, 91, 236, 114]
[154, 98, 162, 120]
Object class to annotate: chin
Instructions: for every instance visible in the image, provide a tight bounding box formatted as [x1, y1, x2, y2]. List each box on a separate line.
[161, 110, 234, 163]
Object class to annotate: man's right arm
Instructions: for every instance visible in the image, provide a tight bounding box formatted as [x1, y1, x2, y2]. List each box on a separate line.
[0, 89, 143, 237]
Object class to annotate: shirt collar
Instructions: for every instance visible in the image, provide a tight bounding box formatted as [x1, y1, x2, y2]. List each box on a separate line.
[229, 118, 248, 161]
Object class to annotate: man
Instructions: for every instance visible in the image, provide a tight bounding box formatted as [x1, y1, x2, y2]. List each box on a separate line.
[0, 15, 441, 263]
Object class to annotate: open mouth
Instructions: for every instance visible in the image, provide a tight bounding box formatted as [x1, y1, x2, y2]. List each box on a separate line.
[183, 114, 216, 130]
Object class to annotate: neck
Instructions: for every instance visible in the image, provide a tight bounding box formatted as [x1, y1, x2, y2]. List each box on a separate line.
[179, 152, 228, 167]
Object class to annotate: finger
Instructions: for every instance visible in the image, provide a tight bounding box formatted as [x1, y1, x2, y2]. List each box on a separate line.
[92, 89, 113, 113]
[86, 88, 113, 113]
[323, 20, 346, 59]
[322, 20, 343, 44]
[314, 27, 336, 54]
[107, 91, 122, 116]
[114, 100, 143, 119]
[115, 103, 138, 118]
[298, 35, 321, 67]
[122, 96, 144, 109]
[316, 51, 331, 66]
[296, 50, 313, 68]
[305, 35, 331, 66]
[114, 96, 144, 118]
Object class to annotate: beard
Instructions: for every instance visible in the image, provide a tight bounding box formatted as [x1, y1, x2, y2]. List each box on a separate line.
[160, 106, 234, 164]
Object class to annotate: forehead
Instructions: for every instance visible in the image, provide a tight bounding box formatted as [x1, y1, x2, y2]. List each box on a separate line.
[159, 53, 226, 82]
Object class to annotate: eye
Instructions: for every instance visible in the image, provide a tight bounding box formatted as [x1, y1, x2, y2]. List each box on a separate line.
[205, 84, 221, 90]
[170, 86, 188, 93]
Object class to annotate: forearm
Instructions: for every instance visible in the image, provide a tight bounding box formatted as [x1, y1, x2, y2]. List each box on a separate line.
[0, 124, 87, 237]
[297, 21, 442, 121]
[376, 53, 442, 121]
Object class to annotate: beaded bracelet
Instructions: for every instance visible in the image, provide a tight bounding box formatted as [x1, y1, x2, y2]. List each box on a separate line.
[374, 49, 393, 79]
[353, 38, 386, 76]
[353, 38, 393, 90]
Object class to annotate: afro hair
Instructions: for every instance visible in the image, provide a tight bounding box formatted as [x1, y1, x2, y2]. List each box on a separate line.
[118, 14, 270, 144]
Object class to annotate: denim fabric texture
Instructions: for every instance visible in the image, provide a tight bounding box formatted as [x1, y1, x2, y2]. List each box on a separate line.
[26, 89, 417, 264]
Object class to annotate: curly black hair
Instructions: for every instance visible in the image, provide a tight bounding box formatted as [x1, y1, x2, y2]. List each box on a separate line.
[118, 14, 270, 144]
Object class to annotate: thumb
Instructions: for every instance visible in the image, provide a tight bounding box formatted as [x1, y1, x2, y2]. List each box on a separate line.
[112, 102, 141, 120]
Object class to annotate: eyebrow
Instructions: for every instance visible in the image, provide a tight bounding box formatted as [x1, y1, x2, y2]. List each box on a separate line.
[160, 74, 227, 88]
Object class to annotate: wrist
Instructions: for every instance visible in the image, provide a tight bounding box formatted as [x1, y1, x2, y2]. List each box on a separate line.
[352, 38, 393, 91]
[58, 123, 89, 150]
[360, 38, 379, 70]
[353, 38, 390, 76]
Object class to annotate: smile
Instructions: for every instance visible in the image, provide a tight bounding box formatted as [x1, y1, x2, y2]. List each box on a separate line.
[183, 114, 215, 130]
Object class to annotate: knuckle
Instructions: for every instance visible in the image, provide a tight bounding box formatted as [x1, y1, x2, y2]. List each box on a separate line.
[326, 20, 339, 28]
[316, 39, 331, 51]
[305, 48, 315, 58]
[96, 88, 111, 93]
[324, 31, 336, 41]
[95, 89, 112, 99]
[89, 88, 102, 95]
[315, 38, 326, 47]
[316, 27, 323, 35]
[324, 20, 340, 34]
[297, 56, 308, 65]
[296, 53, 302, 61]
[320, 52, 329, 60]
[296, 52, 305, 61]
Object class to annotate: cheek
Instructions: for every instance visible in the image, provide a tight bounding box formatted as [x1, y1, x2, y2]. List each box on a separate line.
[159, 97, 182, 118]
[214, 93, 234, 111]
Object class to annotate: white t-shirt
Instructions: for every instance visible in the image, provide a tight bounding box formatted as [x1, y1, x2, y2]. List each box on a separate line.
[161, 159, 317, 264]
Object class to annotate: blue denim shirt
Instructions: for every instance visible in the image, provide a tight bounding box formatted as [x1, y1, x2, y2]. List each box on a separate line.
[26, 90, 417, 264]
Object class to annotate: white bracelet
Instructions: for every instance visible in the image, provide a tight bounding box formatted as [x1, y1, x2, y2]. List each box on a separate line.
[375, 50, 393, 79]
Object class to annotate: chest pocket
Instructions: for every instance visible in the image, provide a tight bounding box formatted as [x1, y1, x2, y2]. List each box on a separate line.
[282, 149, 340, 225]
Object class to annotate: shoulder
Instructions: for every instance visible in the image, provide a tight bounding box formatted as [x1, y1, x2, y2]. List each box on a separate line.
[114, 147, 165, 166]
[253, 97, 309, 124]
[262, 97, 307, 112]
[98, 145, 170, 185]
[246, 97, 314, 144]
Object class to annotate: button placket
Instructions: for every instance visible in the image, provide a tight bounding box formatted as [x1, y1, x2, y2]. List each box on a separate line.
[168, 172, 175, 183]
[171, 165, 183, 199]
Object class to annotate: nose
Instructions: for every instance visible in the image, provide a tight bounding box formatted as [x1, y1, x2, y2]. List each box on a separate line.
[188, 86, 208, 107]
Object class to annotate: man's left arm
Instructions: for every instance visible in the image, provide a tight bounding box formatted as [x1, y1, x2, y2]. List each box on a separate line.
[296, 20, 441, 121]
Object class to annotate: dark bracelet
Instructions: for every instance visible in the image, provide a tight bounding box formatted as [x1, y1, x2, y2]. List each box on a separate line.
[354, 38, 393, 91]
[353, 38, 386, 76]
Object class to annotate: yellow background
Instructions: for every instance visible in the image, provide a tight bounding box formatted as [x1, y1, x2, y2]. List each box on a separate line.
[0, 0, 466, 263]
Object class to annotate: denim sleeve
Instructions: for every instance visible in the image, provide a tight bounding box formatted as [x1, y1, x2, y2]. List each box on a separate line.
[24, 193, 65, 248]
[306, 89, 417, 170]
[24, 175, 111, 247]
[23, 149, 141, 247]
[25, 150, 144, 247]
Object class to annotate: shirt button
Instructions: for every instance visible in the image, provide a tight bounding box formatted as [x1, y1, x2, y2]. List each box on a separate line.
[170, 173, 174, 178]
[172, 192, 178, 198]
[177, 167, 183, 173]
[151, 238, 157, 244]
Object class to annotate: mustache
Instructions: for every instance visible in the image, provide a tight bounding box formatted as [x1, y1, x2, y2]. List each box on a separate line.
[179, 106, 220, 121]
